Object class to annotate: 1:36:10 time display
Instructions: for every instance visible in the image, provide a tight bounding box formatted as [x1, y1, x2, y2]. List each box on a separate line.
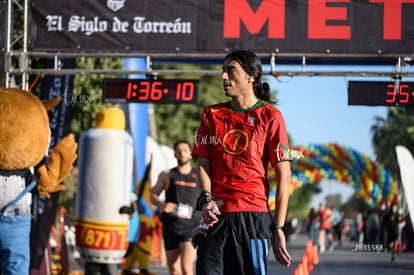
[103, 79, 199, 104]
[127, 81, 195, 101]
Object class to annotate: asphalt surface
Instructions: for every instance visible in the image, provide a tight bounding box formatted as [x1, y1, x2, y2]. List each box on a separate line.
[145, 234, 414, 275]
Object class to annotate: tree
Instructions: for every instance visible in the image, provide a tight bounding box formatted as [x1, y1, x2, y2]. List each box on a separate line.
[152, 64, 227, 146]
[325, 193, 342, 210]
[70, 57, 123, 140]
[371, 107, 414, 180]
[342, 193, 368, 219]
[287, 182, 321, 220]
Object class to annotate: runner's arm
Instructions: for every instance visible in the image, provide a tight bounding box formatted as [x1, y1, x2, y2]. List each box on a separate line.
[150, 170, 176, 213]
[197, 156, 220, 225]
[272, 160, 292, 266]
[273, 161, 291, 226]
[197, 156, 211, 192]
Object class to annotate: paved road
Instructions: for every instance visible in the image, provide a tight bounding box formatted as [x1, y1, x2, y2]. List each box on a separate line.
[147, 234, 414, 275]
[302, 236, 414, 275]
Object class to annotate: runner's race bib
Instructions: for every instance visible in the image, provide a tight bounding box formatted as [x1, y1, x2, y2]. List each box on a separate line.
[172, 203, 193, 219]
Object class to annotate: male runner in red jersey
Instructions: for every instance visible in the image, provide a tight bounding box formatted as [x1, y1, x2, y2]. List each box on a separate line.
[192, 50, 292, 275]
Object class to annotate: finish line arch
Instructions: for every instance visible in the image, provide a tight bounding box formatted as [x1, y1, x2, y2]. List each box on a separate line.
[268, 143, 400, 211]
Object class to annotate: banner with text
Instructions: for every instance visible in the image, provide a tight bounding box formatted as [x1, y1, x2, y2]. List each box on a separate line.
[30, 59, 75, 270]
[30, 0, 414, 56]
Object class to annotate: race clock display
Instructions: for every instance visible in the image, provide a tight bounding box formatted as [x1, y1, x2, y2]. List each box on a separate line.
[348, 81, 414, 106]
[103, 78, 199, 103]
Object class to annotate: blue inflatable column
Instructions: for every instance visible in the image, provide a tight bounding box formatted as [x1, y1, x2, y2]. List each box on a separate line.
[123, 58, 149, 248]
[123, 58, 148, 183]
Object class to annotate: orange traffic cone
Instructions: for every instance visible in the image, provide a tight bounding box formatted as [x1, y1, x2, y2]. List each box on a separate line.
[297, 263, 304, 275]
[302, 255, 309, 275]
[312, 245, 319, 265]
[308, 254, 314, 272]
[306, 239, 313, 250]
[306, 240, 313, 267]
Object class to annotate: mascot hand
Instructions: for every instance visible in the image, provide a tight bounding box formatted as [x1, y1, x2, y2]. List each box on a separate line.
[38, 133, 78, 198]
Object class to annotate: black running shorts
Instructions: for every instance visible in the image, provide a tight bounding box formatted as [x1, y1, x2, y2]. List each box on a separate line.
[163, 222, 198, 250]
[196, 212, 273, 275]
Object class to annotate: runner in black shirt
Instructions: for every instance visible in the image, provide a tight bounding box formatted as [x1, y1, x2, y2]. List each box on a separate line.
[151, 141, 199, 275]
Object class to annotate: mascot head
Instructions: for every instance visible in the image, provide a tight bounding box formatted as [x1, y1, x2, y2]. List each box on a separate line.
[0, 88, 60, 170]
[94, 107, 126, 130]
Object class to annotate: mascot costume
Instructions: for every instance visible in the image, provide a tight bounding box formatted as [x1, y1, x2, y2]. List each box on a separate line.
[75, 108, 134, 274]
[0, 88, 77, 274]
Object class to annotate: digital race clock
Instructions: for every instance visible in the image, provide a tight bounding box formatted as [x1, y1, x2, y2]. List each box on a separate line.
[348, 81, 414, 107]
[103, 79, 199, 103]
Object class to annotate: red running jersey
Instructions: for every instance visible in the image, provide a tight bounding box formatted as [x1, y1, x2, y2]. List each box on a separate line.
[192, 101, 291, 212]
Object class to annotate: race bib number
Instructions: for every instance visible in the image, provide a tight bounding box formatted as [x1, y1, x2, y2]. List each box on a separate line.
[173, 203, 193, 219]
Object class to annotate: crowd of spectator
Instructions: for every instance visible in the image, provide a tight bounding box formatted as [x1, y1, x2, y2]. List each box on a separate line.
[305, 202, 413, 261]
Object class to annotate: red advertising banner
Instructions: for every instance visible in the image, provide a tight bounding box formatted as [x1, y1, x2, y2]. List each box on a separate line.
[30, 0, 414, 56]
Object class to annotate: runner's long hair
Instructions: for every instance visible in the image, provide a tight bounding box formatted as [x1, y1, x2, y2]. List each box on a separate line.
[225, 50, 275, 104]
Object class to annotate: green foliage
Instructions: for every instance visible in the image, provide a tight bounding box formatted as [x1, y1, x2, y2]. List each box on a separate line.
[371, 107, 414, 180]
[11, 1, 24, 49]
[152, 64, 228, 147]
[325, 193, 343, 210]
[58, 168, 79, 216]
[287, 182, 321, 220]
[342, 193, 369, 219]
[70, 58, 123, 140]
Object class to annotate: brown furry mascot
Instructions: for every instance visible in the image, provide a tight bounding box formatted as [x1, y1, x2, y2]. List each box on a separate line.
[0, 88, 77, 275]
